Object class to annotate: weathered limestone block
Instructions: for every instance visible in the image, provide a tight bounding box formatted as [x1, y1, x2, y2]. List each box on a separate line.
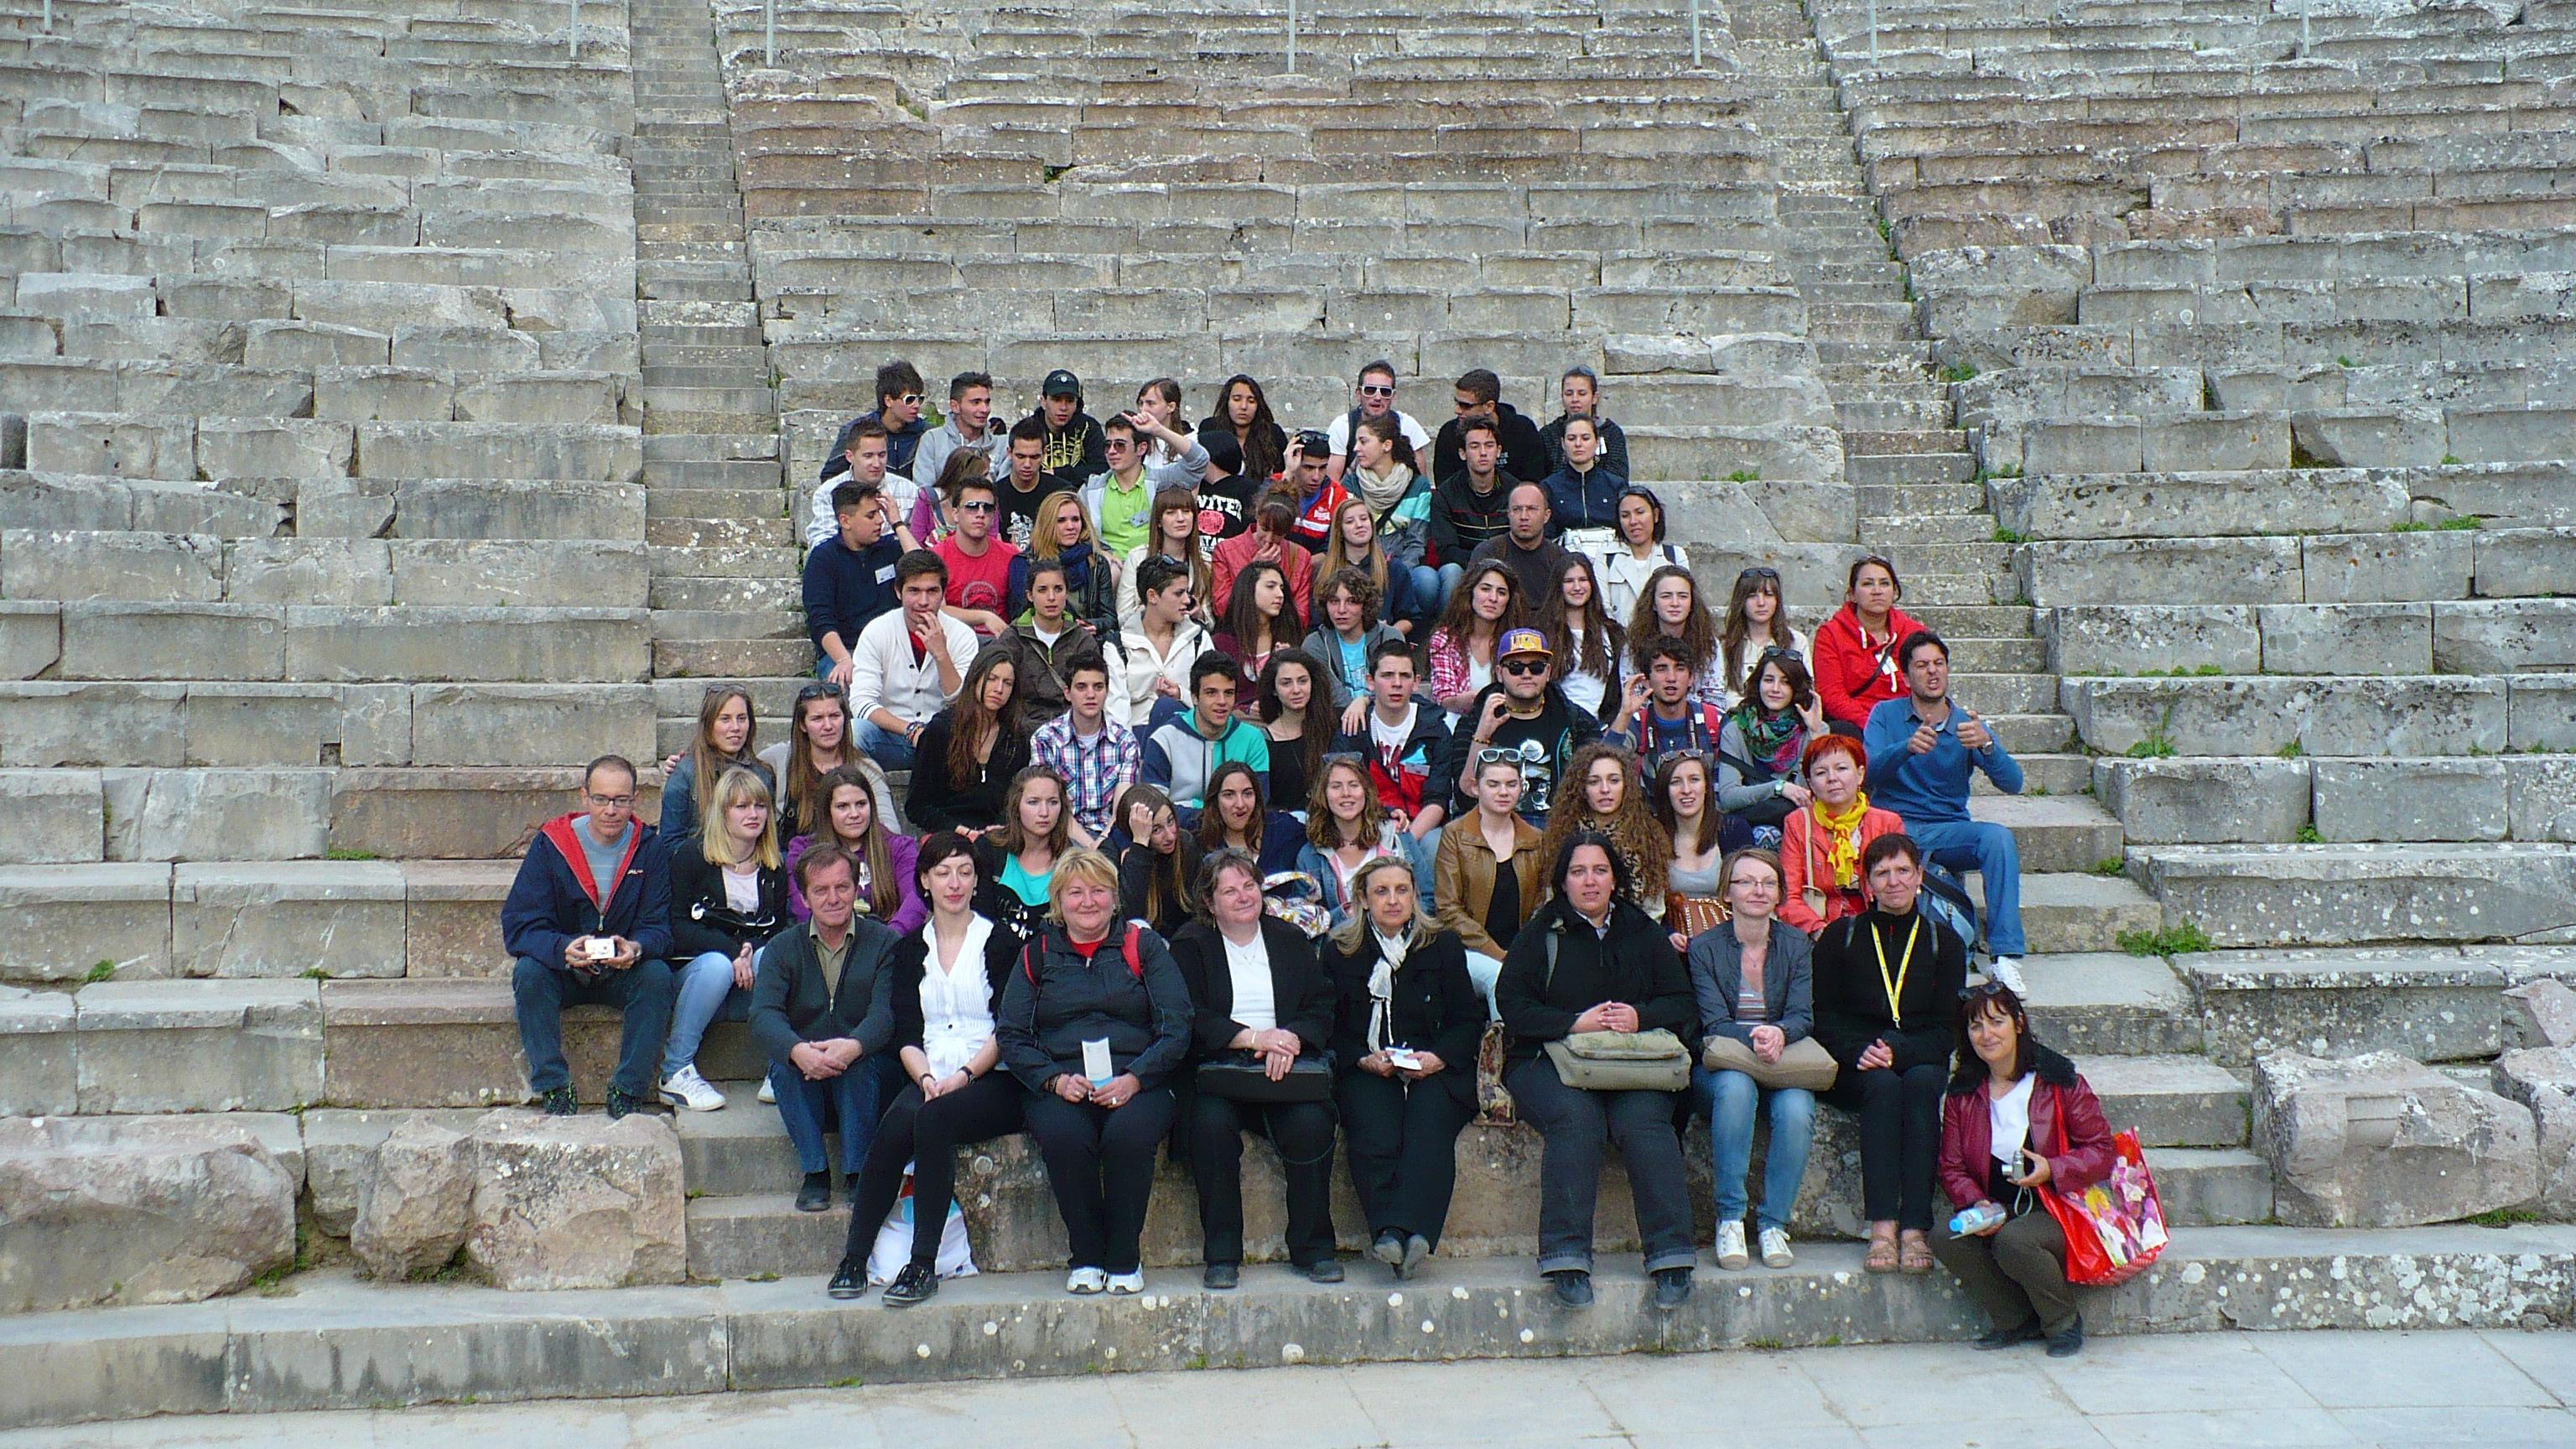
[2311, 757, 2507, 843]
[101, 766, 330, 861]
[171, 861, 405, 978]
[75, 978, 322, 1113]
[299, 1105, 488, 1236]
[0, 528, 223, 603]
[2178, 949, 2506, 1065]
[2092, 757, 2309, 844]
[0, 1117, 295, 1311]
[0, 861, 173, 980]
[352, 1119, 471, 1280]
[0, 985, 76, 1114]
[2040, 605, 2261, 676]
[465, 1109, 685, 1290]
[2492, 1047, 2576, 1218]
[2253, 1050, 2538, 1228]
[0, 767, 104, 862]
[2506, 979, 2576, 1051]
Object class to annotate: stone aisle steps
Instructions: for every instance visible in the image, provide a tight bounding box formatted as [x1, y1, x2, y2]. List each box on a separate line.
[630, 0, 799, 755]
[1729, 0, 2151, 953]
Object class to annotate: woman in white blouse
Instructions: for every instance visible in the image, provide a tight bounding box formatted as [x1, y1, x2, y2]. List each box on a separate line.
[830, 831, 1028, 1307]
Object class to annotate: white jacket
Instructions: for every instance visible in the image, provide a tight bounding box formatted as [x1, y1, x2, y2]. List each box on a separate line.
[1119, 619, 1213, 728]
[850, 610, 980, 728]
[806, 469, 918, 551]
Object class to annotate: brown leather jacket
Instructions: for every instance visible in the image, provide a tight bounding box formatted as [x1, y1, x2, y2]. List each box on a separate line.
[1433, 813, 1545, 958]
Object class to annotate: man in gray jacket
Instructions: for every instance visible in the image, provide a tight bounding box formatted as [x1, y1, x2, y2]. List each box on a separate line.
[751, 845, 898, 1212]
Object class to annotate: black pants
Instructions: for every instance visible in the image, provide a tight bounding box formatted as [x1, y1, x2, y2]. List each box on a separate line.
[1188, 1092, 1339, 1269]
[1023, 1087, 1177, 1275]
[1826, 1062, 1945, 1230]
[1337, 1072, 1473, 1250]
[842, 1072, 1025, 1269]
[1506, 1056, 1696, 1275]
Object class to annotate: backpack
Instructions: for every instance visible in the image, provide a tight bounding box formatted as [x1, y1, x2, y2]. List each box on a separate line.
[1020, 922, 1145, 986]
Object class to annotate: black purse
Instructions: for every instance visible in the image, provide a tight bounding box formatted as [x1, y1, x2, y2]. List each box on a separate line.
[1194, 1053, 1332, 1104]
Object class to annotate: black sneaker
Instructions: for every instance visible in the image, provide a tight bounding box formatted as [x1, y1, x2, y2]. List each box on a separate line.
[1975, 1317, 2044, 1351]
[1202, 1262, 1239, 1291]
[1400, 1233, 1431, 1280]
[825, 1259, 865, 1300]
[539, 1086, 577, 1116]
[1650, 1266, 1693, 1311]
[2046, 1316, 2085, 1358]
[605, 1087, 641, 1120]
[1547, 1269, 1593, 1308]
[794, 1171, 832, 1213]
[882, 1263, 937, 1308]
[1301, 1258, 1344, 1284]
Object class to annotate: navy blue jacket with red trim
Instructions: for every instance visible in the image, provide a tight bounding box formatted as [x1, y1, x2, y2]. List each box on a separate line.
[501, 813, 676, 971]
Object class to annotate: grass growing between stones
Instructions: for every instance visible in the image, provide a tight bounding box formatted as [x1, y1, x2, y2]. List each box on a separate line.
[2118, 922, 2213, 958]
[2277, 740, 2305, 759]
[2090, 858, 2127, 875]
[325, 847, 380, 860]
[2467, 1208, 2543, 1228]
[83, 959, 117, 984]
[2296, 824, 2324, 844]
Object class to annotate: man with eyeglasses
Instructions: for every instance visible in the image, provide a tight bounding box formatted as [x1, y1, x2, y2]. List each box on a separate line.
[1863, 630, 2030, 995]
[805, 418, 920, 553]
[821, 359, 930, 482]
[501, 754, 677, 1119]
[1324, 359, 1432, 487]
[1085, 410, 1208, 560]
[1026, 368, 1107, 500]
[911, 369, 1008, 496]
[932, 475, 1017, 639]
[1430, 368, 1549, 491]
[1441, 626, 1601, 826]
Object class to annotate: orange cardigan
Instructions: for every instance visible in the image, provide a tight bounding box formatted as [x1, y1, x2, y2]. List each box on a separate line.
[1778, 803, 1907, 935]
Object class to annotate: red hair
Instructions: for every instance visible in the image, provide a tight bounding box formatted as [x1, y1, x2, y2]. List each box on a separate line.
[1802, 734, 1866, 775]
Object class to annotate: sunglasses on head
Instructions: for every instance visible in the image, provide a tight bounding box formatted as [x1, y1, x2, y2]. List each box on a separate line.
[795, 682, 845, 704]
[1959, 979, 2023, 1005]
[1500, 658, 1550, 677]
[1477, 747, 1526, 767]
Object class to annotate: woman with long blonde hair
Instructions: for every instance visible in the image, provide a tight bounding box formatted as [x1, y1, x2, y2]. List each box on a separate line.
[658, 766, 788, 1113]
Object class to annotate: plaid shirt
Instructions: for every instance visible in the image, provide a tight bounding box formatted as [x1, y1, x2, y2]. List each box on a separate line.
[1030, 713, 1141, 841]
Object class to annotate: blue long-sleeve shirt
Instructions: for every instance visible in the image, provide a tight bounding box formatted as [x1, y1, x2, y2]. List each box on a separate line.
[1862, 695, 2023, 826]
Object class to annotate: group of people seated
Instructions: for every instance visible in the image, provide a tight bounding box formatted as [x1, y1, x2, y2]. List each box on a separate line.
[491, 361, 2092, 1353]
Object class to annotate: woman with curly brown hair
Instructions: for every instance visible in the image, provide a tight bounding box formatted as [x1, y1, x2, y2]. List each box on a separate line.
[1624, 564, 1725, 710]
[1538, 743, 1673, 920]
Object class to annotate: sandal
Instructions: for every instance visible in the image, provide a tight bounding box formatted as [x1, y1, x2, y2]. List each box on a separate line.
[1898, 1230, 1935, 1275]
[1863, 1231, 1900, 1274]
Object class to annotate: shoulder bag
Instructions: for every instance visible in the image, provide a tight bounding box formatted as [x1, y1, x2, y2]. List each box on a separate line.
[1701, 1035, 1838, 1092]
[1535, 927, 1691, 1093]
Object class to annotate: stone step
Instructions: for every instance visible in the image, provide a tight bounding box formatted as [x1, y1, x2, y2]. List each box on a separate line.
[2017, 951, 2204, 1056]
[2165, 946, 2549, 1067]
[2136, 843, 2576, 950]
[1967, 792, 2127, 875]
[2001, 870, 2167, 954]
[1844, 452, 1974, 486]
[643, 484, 790, 517]
[13, 1225, 2573, 1429]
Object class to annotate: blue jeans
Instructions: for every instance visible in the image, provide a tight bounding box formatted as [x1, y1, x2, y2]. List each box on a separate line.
[1908, 817, 2026, 957]
[769, 1052, 886, 1176]
[1431, 561, 1463, 613]
[661, 950, 751, 1079]
[1695, 1065, 1816, 1233]
[512, 955, 675, 1098]
[1404, 564, 1440, 629]
[854, 716, 917, 770]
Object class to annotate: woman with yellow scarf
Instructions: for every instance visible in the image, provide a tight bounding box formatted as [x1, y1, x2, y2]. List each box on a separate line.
[1778, 735, 1904, 936]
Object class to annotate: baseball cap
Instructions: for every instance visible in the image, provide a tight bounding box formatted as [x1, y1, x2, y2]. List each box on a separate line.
[1041, 368, 1081, 398]
[1499, 626, 1550, 659]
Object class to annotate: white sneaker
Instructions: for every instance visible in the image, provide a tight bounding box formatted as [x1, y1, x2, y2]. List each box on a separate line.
[1760, 1227, 1795, 1269]
[659, 1064, 725, 1113]
[756, 1077, 776, 1105]
[1987, 958, 2028, 997]
[1067, 1266, 1109, 1295]
[1715, 1219, 1749, 1270]
[1107, 1270, 1144, 1296]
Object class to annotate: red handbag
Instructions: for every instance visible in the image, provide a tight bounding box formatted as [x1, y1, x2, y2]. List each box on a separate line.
[2039, 1129, 2169, 1286]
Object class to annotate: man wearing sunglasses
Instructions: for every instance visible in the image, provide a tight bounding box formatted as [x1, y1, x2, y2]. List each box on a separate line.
[931, 476, 1017, 639]
[1430, 367, 1549, 491]
[1085, 411, 1208, 560]
[1441, 627, 1602, 826]
[1324, 359, 1432, 487]
[820, 359, 930, 482]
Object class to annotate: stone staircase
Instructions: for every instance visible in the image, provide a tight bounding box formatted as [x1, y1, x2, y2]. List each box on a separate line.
[4, 0, 2575, 1431]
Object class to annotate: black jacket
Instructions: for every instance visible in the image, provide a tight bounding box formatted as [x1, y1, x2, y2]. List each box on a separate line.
[1167, 917, 1336, 1064]
[1684, 916, 1815, 1047]
[906, 709, 1032, 834]
[749, 915, 900, 1065]
[1811, 905, 1969, 1072]
[1117, 847, 1195, 937]
[1432, 402, 1549, 491]
[1496, 897, 1695, 1065]
[885, 917, 1021, 1056]
[501, 813, 674, 974]
[1324, 926, 1483, 1099]
[995, 921, 1193, 1090]
[1029, 408, 1107, 497]
[1426, 470, 1519, 566]
[668, 849, 790, 961]
[1436, 678, 1603, 820]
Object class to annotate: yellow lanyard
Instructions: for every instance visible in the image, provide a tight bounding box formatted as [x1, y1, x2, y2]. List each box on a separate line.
[1871, 916, 1922, 1029]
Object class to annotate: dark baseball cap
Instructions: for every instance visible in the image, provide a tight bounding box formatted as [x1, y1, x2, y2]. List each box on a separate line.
[1041, 368, 1081, 398]
[1200, 430, 1244, 476]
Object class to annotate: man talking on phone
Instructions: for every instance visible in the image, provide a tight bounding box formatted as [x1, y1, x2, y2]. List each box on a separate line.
[502, 755, 678, 1119]
[1862, 631, 2029, 995]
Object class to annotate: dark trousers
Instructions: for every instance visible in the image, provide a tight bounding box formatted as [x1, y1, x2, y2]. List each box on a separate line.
[1932, 1208, 2078, 1334]
[512, 956, 675, 1098]
[843, 1072, 1026, 1268]
[1506, 1056, 1696, 1275]
[770, 1052, 887, 1177]
[1826, 1062, 1946, 1230]
[1337, 1072, 1473, 1250]
[1188, 1092, 1339, 1269]
[1024, 1087, 1177, 1275]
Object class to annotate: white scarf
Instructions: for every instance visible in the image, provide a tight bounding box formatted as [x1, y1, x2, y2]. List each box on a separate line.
[1350, 460, 1415, 519]
[1365, 927, 1410, 1052]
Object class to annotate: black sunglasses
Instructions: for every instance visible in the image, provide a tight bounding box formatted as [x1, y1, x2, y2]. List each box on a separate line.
[795, 682, 846, 704]
[1500, 659, 1550, 677]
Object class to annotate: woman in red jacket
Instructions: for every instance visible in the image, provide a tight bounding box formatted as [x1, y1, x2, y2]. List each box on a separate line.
[1933, 980, 2116, 1358]
[1808, 554, 1923, 735]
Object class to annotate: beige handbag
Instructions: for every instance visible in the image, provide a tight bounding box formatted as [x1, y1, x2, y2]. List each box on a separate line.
[1799, 813, 1831, 922]
[1535, 928, 1691, 1092]
[1701, 1034, 1838, 1092]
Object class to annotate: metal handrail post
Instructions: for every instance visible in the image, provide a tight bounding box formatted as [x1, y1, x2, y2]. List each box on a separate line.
[767, 0, 778, 65]
[569, 0, 579, 60]
[1287, 0, 1298, 73]
[1691, 0, 1702, 70]
[1869, 0, 1879, 65]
